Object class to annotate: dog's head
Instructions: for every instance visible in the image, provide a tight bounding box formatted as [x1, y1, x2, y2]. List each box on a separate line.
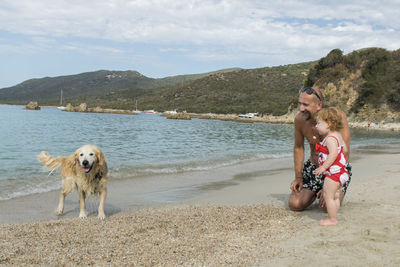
[74, 145, 105, 174]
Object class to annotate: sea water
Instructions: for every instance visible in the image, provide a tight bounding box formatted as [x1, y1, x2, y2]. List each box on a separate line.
[1, 105, 399, 200]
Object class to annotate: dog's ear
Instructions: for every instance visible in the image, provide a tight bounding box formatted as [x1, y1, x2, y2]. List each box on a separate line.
[97, 149, 105, 167]
[72, 150, 80, 168]
[95, 148, 108, 176]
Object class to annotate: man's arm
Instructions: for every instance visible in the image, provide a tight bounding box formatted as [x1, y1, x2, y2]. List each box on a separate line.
[291, 114, 305, 192]
[339, 110, 350, 160]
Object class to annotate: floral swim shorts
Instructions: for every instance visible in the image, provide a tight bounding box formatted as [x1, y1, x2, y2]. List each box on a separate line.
[302, 159, 352, 194]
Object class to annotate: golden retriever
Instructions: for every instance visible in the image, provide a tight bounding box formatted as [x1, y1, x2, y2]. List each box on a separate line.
[38, 144, 108, 219]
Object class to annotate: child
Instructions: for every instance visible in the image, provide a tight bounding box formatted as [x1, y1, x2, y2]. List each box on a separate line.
[315, 107, 349, 226]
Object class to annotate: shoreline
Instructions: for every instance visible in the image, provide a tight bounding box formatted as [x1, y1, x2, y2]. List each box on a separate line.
[0, 156, 293, 223]
[190, 112, 400, 131]
[4, 104, 400, 131]
[1, 143, 399, 223]
[1, 143, 399, 265]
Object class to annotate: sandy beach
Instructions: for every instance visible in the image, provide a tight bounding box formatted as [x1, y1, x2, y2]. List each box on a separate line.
[1, 143, 399, 266]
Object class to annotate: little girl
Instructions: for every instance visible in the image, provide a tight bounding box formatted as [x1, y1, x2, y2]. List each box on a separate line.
[315, 107, 349, 226]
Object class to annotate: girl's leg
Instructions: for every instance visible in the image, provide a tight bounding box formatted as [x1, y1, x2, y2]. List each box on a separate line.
[334, 186, 342, 210]
[320, 178, 341, 226]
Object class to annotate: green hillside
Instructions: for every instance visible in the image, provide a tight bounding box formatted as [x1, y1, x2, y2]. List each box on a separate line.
[0, 70, 155, 105]
[1, 47, 399, 120]
[0, 69, 237, 106]
[305, 47, 400, 121]
[0, 64, 313, 115]
[113, 63, 314, 115]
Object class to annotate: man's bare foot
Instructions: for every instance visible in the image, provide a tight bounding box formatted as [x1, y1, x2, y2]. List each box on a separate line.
[319, 218, 338, 226]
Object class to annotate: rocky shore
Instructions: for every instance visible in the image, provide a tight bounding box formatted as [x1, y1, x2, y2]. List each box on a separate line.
[22, 102, 400, 130]
[161, 112, 191, 120]
[348, 121, 400, 131]
[193, 112, 296, 124]
[64, 103, 138, 115]
[190, 111, 400, 131]
[25, 101, 40, 110]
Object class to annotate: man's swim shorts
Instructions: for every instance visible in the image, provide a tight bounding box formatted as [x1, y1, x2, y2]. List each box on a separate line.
[302, 159, 352, 194]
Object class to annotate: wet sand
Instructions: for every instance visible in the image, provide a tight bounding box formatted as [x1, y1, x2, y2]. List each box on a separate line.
[0, 157, 293, 223]
[1, 144, 400, 265]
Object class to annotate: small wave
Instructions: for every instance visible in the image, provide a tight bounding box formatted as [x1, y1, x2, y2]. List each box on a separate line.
[110, 152, 292, 179]
[0, 182, 61, 201]
[0, 173, 61, 201]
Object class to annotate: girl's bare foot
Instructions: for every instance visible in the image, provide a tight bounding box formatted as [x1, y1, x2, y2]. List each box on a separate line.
[319, 217, 338, 226]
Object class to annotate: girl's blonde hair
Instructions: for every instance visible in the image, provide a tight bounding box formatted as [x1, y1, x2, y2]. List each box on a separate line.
[317, 107, 344, 131]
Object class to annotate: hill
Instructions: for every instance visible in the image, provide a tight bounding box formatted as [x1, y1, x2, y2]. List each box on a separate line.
[0, 70, 154, 105]
[305, 47, 400, 122]
[0, 64, 313, 115]
[110, 63, 314, 115]
[0, 68, 240, 106]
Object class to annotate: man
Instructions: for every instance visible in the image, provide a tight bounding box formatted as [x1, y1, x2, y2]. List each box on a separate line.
[289, 86, 351, 211]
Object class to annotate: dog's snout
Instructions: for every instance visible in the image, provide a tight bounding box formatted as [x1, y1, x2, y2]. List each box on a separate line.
[82, 160, 89, 166]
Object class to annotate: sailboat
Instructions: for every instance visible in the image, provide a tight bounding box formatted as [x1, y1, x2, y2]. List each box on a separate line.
[57, 89, 66, 111]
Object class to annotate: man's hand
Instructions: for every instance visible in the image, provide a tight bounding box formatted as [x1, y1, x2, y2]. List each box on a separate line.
[290, 178, 303, 192]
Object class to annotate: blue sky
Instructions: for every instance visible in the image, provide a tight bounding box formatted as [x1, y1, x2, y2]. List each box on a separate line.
[1, 0, 400, 88]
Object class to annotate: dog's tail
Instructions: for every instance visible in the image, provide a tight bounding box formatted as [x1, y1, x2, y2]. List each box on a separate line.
[38, 151, 69, 172]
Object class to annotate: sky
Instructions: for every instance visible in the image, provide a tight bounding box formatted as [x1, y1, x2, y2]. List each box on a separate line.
[1, 0, 400, 88]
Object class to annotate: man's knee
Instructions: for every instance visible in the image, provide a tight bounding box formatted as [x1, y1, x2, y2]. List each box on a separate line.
[288, 190, 316, 211]
[289, 196, 306, 211]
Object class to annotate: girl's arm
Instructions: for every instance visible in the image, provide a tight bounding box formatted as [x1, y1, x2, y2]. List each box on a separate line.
[315, 136, 339, 175]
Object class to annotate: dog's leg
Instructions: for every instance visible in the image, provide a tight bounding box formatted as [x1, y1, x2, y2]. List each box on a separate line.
[56, 191, 66, 215]
[56, 177, 73, 216]
[97, 188, 107, 219]
[78, 189, 87, 218]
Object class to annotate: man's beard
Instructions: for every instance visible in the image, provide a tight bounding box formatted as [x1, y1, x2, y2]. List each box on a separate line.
[301, 110, 312, 120]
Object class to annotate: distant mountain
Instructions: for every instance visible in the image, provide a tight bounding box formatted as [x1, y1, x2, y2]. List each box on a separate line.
[0, 65, 313, 115]
[0, 70, 154, 105]
[0, 68, 242, 106]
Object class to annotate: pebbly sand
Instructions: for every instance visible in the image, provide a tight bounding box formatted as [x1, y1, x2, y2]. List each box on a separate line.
[1, 143, 400, 266]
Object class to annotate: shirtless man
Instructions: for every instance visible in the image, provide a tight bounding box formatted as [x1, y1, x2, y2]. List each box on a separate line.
[289, 86, 352, 211]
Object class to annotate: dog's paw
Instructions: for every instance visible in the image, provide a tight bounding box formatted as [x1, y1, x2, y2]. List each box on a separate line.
[79, 212, 87, 219]
[55, 208, 63, 216]
[97, 213, 106, 220]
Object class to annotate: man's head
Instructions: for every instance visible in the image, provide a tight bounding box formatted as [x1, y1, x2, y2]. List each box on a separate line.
[298, 86, 323, 121]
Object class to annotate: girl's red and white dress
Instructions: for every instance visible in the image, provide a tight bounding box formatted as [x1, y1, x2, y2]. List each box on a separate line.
[315, 136, 349, 184]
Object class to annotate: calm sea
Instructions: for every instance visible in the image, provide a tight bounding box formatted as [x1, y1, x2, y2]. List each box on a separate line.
[1, 105, 399, 200]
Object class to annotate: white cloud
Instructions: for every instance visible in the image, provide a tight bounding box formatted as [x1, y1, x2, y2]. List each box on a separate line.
[0, 0, 399, 85]
[1, 1, 398, 43]
[159, 47, 190, 53]
[60, 42, 123, 55]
